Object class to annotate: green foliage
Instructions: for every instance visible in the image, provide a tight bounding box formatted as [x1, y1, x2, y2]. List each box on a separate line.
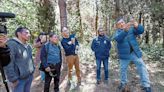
[36, 0, 57, 34]
[141, 44, 164, 61]
[150, 1, 164, 21]
[0, 0, 38, 38]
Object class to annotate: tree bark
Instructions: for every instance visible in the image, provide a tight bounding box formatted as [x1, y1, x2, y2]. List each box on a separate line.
[139, 12, 142, 24]
[58, 0, 67, 31]
[163, 28, 164, 48]
[76, 0, 83, 40]
[145, 31, 149, 44]
[95, 0, 98, 35]
[115, 0, 120, 19]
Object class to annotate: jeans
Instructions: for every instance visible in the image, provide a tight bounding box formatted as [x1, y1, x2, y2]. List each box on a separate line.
[40, 71, 45, 81]
[120, 52, 150, 87]
[96, 58, 109, 81]
[13, 74, 33, 92]
[44, 63, 61, 92]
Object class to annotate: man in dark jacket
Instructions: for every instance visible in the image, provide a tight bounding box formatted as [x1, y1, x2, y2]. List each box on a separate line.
[61, 27, 81, 85]
[4, 27, 35, 92]
[40, 33, 62, 92]
[91, 28, 111, 84]
[113, 17, 151, 92]
[0, 27, 10, 92]
[0, 27, 10, 67]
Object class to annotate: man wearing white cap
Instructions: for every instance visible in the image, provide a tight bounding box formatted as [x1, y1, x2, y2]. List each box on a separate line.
[113, 17, 151, 92]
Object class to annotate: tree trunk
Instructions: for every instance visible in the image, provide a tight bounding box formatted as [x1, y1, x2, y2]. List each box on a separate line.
[58, 0, 67, 31]
[139, 12, 142, 24]
[115, 0, 120, 18]
[58, 0, 68, 77]
[95, 0, 98, 36]
[145, 31, 149, 44]
[105, 16, 110, 35]
[163, 28, 164, 48]
[76, 0, 83, 40]
[37, 0, 56, 33]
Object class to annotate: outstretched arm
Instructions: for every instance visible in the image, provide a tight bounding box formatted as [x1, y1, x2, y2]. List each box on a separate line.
[113, 29, 128, 42]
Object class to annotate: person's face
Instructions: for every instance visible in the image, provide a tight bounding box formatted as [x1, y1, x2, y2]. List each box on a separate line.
[40, 35, 46, 40]
[0, 33, 7, 46]
[117, 21, 126, 29]
[98, 29, 105, 36]
[18, 29, 31, 41]
[50, 35, 59, 44]
[62, 27, 69, 37]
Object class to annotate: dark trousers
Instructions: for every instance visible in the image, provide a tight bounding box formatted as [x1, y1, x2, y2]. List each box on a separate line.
[44, 63, 61, 92]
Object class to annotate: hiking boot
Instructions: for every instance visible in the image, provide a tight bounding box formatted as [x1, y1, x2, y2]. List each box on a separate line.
[142, 87, 151, 92]
[97, 80, 101, 85]
[54, 89, 59, 92]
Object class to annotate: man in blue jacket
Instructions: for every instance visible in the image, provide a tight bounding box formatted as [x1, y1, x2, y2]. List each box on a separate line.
[91, 28, 111, 84]
[113, 17, 151, 92]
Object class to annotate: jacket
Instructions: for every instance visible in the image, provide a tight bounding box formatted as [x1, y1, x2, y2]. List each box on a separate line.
[113, 24, 144, 59]
[4, 38, 35, 82]
[91, 35, 111, 59]
[40, 42, 62, 68]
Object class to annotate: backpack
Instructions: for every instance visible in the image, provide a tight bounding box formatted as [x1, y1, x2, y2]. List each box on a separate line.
[39, 43, 49, 71]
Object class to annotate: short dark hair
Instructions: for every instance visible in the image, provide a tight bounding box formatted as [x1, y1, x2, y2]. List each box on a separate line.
[49, 32, 55, 38]
[39, 32, 46, 36]
[15, 26, 28, 37]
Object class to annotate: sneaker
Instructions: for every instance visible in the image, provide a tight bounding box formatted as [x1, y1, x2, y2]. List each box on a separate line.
[117, 83, 126, 91]
[142, 87, 151, 92]
[67, 80, 71, 86]
[54, 89, 59, 92]
[97, 80, 101, 85]
[77, 80, 81, 85]
[104, 80, 108, 85]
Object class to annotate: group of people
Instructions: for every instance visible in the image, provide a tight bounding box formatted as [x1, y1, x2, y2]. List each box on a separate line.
[0, 17, 152, 92]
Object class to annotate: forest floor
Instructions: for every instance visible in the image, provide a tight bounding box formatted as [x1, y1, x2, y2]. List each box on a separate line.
[0, 46, 164, 92]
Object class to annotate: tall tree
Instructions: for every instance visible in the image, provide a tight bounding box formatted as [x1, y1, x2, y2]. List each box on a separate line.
[95, 0, 99, 35]
[37, 0, 56, 33]
[115, 0, 121, 19]
[58, 0, 67, 31]
[76, 0, 83, 40]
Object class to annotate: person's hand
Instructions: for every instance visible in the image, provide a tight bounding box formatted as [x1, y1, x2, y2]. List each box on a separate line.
[123, 23, 130, 32]
[71, 38, 75, 44]
[12, 80, 18, 87]
[0, 34, 7, 47]
[45, 67, 51, 72]
[130, 19, 138, 28]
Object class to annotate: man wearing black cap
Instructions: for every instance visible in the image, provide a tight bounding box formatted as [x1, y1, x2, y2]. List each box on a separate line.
[91, 28, 111, 84]
[113, 17, 151, 92]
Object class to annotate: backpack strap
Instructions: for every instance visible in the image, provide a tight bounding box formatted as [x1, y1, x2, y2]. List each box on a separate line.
[44, 43, 50, 63]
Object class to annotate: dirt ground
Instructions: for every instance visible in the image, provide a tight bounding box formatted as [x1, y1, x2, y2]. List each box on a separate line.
[0, 59, 164, 92]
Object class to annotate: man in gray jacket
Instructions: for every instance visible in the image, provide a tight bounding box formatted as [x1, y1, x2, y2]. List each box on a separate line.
[4, 27, 35, 92]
